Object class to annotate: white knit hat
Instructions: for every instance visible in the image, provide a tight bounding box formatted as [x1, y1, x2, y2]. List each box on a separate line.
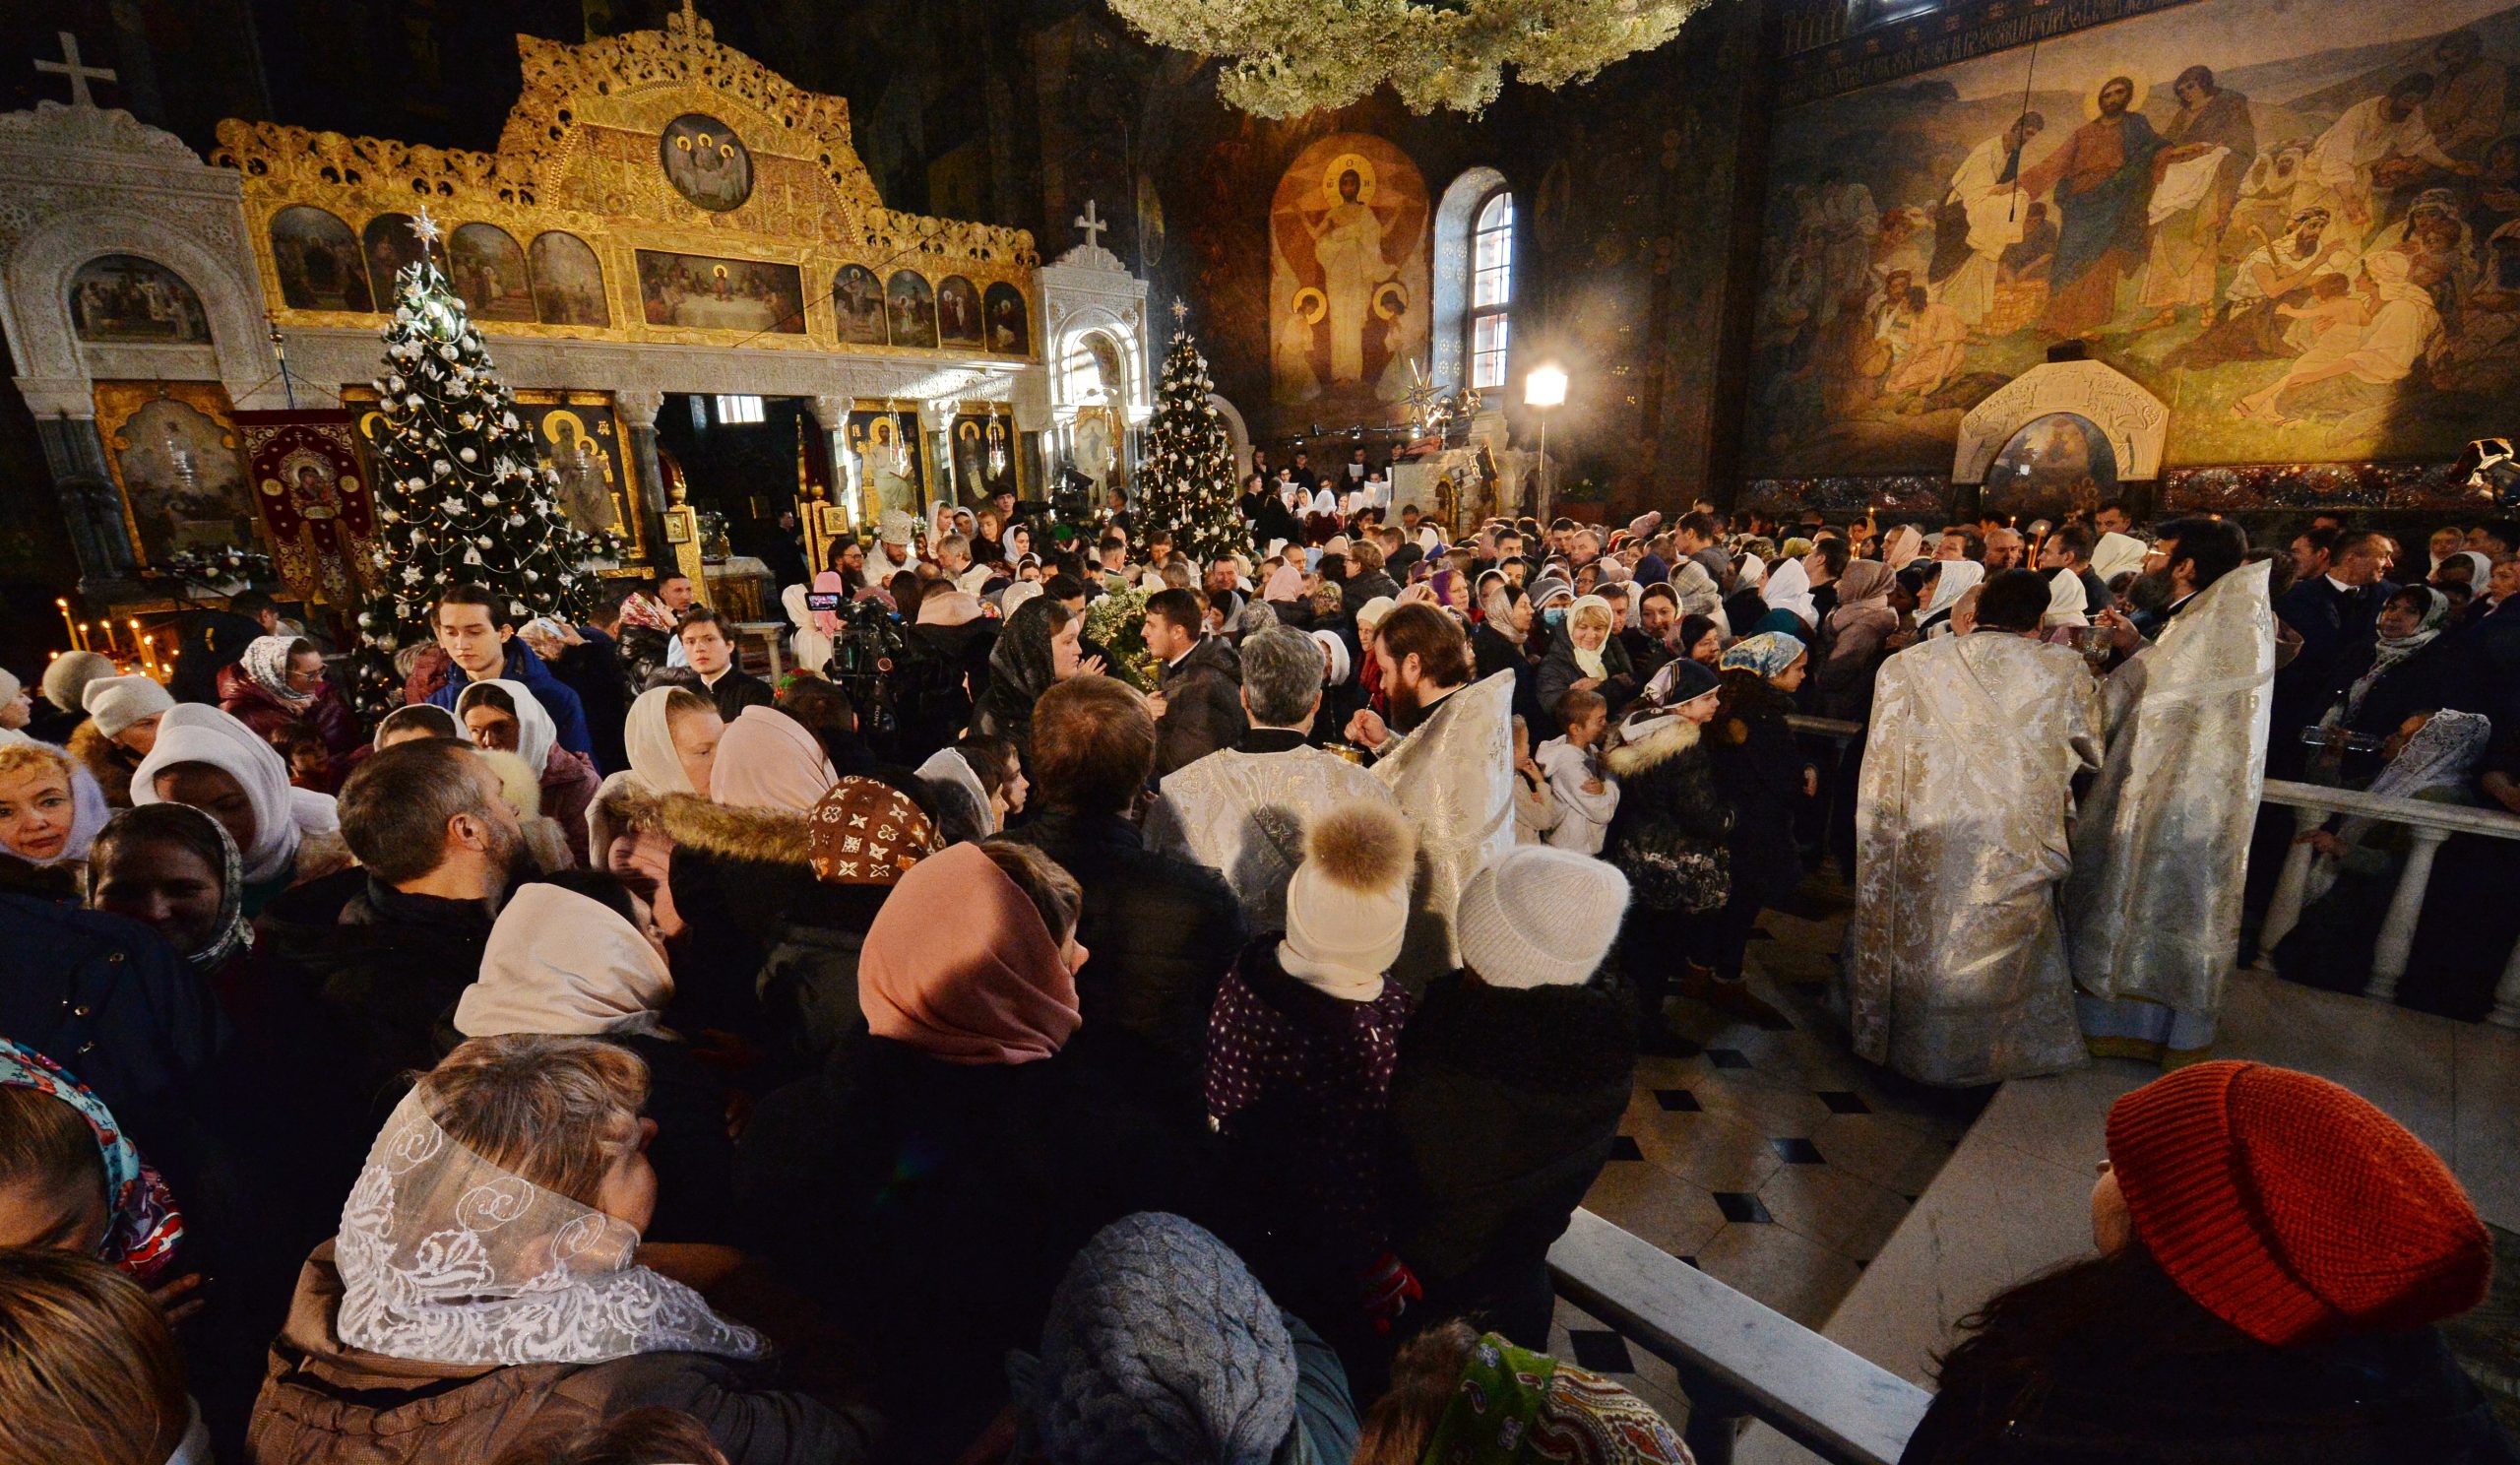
[1456, 846, 1630, 989]
[82, 674, 174, 738]
[42, 650, 114, 714]
[1354, 596, 1398, 630]
[1279, 801, 1415, 1000]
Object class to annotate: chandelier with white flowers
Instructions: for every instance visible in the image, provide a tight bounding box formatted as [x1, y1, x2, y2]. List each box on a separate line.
[1105, 0, 1711, 117]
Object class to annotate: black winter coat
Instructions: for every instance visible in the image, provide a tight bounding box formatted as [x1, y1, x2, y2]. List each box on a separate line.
[892, 618, 998, 765]
[1387, 971, 1636, 1347]
[1603, 713, 1733, 878]
[1000, 809, 1248, 1099]
[1343, 569, 1401, 616]
[2321, 635, 2481, 746]
[259, 870, 494, 1145]
[0, 894, 226, 1161]
[737, 1031, 1218, 1462]
[1473, 623, 1542, 731]
[1708, 699, 1812, 901]
[1156, 636, 1248, 777]
[1902, 1319, 2516, 1465]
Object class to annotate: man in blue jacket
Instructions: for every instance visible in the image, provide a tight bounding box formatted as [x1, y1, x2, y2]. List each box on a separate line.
[421, 584, 593, 758]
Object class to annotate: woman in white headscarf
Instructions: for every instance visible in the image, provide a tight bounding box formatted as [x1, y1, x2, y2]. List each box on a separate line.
[456, 881, 673, 1041]
[0, 732, 111, 895]
[131, 703, 346, 914]
[1757, 557, 1819, 634]
[1917, 559, 1985, 638]
[2042, 568, 2091, 630]
[586, 686, 720, 932]
[1536, 594, 1637, 727]
[456, 679, 601, 866]
[248, 1034, 868, 1464]
[2088, 531, 2149, 591]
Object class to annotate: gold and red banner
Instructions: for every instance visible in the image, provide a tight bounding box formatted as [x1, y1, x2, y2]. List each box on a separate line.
[233, 410, 378, 606]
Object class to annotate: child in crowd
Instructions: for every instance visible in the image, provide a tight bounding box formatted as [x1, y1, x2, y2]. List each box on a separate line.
[1207, 801, 1422, 1339]
[1510, 715, 1562, 844]
[1535, 687, 1620, 855]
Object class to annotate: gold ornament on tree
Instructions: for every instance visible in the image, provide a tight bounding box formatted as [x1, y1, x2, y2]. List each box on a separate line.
[1104, 0, 1712, 116]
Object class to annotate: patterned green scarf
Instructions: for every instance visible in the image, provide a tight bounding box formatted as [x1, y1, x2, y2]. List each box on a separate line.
[1420, 1333, 1689, 1464]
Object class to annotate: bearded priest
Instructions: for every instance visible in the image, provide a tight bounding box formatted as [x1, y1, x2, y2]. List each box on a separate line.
[2065, 519, 2275, 1065]
[1847, 569, 2105, 1086]
[1344, 603, 1517, 994]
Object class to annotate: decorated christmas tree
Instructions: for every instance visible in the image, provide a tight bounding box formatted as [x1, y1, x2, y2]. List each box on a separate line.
[351, 213, 619, 715]
[1131, 305, 1249, 565]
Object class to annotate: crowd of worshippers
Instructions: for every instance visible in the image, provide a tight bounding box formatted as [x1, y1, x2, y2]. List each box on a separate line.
[0, 482, 2515, 1465]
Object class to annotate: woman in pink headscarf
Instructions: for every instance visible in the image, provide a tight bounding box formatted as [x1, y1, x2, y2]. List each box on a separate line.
[736, 838, 1214, 1460]
[708, 705, 836, 812]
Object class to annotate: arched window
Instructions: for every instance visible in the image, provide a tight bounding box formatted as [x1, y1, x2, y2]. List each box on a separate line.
[1468, 190, 1514, 390]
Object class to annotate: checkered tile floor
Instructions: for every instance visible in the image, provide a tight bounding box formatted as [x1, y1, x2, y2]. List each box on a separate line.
[1547, 868, 1987, 1426]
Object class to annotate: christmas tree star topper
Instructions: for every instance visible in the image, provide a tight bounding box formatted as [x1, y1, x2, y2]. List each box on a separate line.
[407, 207, 443, 256]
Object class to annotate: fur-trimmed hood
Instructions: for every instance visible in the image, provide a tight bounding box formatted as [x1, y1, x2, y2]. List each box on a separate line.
[657, 791, 812, 866]
[1605, 712, 1703, 779]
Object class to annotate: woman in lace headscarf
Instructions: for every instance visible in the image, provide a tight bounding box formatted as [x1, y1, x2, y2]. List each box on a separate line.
[969, 596, 1085, 753]
[248, 1034, 873, 1465]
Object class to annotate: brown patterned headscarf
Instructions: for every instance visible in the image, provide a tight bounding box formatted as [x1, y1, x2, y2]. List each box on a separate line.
[808, 776, 940, 885]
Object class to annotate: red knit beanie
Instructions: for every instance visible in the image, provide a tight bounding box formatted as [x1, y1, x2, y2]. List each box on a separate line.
[2105, 1060, 2490, 1347]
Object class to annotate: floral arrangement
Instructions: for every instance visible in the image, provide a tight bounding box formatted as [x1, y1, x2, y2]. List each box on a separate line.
[1083, 584, 1162, 691]
[156, 546, 277, 591]
[1104, 0, 1711, 116]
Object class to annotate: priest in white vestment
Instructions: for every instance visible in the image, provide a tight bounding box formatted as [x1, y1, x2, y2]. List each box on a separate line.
[1146, 627, 1396, 930]
[1345, 604, 1516, 992]
[2065, 525, 2275, 1064]
[1848, 569, 2104, 1086]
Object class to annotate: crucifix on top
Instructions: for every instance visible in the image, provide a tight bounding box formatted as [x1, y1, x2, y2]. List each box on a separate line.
[32, 31, 116, 108]
[1073, 200, 1108, 253]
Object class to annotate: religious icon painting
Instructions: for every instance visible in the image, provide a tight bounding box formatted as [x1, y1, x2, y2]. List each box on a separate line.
[887, 271, 939, 350]
[1267, 134, 1429, 414]
[635, 250, 807, 334]
[448, 223, 537, 323]
[96, 384, 256, 564]
[529, 231, 610, 327]
[936, 276, 983, 348]
[68, 255, 209, 344]
[361, 214, 430, 306]
[661, 113, 754, 213]
[1983, 412, 2117, 521]
[982, 282, 1031, 356]
[270, 206, 374, 313]
[832, 264, 888, 345]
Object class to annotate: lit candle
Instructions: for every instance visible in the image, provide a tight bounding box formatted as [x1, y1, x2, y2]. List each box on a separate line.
[57, 598, 78, 649]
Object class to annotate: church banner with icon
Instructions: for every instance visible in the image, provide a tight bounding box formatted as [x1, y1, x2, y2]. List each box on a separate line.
[950, 407, 1021, 503]
[847, 404, 931, 519]
[233, 409, 379, 605]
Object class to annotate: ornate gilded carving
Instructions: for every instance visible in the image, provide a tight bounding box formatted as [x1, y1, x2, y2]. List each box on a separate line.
[211, 3, 1035, 353]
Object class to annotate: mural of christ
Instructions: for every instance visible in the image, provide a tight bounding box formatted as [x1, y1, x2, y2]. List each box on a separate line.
[2018, 76, 2164, 338]
[1302, 168, 1397, 384]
